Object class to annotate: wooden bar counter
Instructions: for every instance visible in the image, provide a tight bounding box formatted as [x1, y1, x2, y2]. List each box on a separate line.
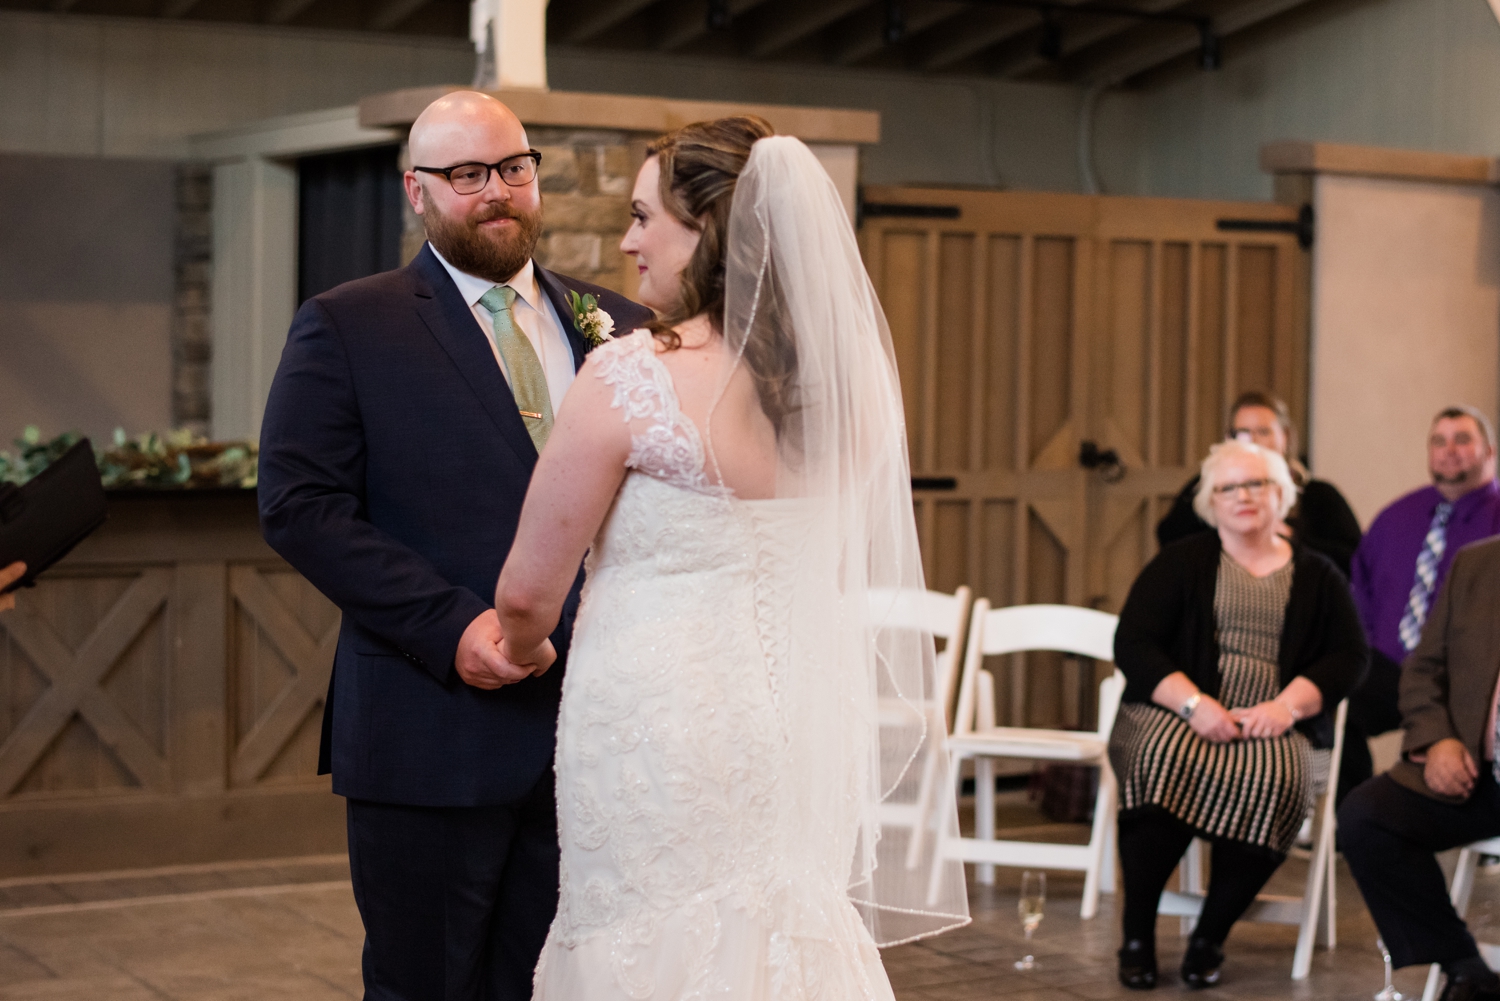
[0, 490, 346, 878]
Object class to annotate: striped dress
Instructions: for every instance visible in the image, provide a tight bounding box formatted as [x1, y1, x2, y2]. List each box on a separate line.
[1109, 552, 1313, 854]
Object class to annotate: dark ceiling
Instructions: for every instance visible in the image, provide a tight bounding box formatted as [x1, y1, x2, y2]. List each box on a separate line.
[2, 0, 1337, 84]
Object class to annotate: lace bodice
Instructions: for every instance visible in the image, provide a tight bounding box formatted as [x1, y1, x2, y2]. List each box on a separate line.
[589, 330, 726, 496]
[533, 330, 893, 1000]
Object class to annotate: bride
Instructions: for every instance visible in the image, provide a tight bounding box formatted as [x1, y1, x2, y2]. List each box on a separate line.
[493, 116, 969, 998]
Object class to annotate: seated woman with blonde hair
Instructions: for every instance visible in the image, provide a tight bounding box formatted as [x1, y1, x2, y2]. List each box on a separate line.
[1109, 440, 1367, 990]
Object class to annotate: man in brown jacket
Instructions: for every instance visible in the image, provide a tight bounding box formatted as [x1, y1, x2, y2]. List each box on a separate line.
[1341, 536, 1500, 1001]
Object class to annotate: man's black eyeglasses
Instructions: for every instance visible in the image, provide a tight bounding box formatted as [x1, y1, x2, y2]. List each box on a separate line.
[412, 151, 542, 194]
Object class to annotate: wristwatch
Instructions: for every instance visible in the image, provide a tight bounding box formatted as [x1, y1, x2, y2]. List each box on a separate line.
[1179, 693, 1202, 720]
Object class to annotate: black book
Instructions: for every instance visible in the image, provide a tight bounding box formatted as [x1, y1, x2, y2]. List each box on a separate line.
[0, 440, 108, 593]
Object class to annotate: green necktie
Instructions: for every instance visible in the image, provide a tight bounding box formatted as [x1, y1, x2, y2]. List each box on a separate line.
[478, 285, 554, 452]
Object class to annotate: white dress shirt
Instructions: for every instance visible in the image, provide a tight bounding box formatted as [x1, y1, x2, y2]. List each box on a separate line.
[431, 245, 577, 409]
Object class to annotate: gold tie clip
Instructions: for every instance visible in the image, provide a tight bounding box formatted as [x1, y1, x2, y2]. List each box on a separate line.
[519, 410, 543, 420]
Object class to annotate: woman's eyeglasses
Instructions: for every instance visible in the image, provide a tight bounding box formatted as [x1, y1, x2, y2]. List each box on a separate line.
[1212, 479, 1271, 497]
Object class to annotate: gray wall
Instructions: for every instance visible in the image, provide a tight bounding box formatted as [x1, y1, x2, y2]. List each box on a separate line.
[548, 47, 1086, 190]
[5, 1, 1498, 198]
[0, 11, 474, 158]
[0, 154, 175, 445]
[0, 10, 1087, 193]
[1093, 0, 1500, 201]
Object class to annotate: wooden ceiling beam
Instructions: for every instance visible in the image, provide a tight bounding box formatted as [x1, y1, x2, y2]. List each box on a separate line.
[997, 0, 1190, 79]
[368, 0, 434, 30]
[912, 5, 1036, 70]
[742, 0, 874, 57]
[265, 0, 321, 23]
[556, 0, 665, 43]
[1072, 0, 1320, 84]
[827, 0, 964, 65]
[652, 0, 771, 51]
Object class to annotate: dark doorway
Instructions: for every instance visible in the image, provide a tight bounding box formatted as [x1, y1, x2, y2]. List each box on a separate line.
[298, 145, 404, 303]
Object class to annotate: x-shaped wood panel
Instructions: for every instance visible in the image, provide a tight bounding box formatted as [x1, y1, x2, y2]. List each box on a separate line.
[0, 570, 172, 796]
[228, 567, 338, 785]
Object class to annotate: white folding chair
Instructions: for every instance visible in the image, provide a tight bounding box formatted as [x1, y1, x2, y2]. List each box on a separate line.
[1422, 835, 1500, 1001]
[870, 586, 972, 868]
[1158, 698, 1349, 981]
[928, 600, 1124, 919]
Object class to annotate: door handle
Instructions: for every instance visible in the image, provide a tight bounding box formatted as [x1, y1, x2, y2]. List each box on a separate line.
[1079, 441, 1125, 483]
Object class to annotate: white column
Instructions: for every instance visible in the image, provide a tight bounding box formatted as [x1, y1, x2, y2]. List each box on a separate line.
[210, 156, 297, 442]
[471, 0, 549, 91]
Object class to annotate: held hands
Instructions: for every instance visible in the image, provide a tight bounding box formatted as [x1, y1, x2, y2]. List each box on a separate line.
[1231, 700, 1298, 740]
[0, 562, 25, 613]
[454, 609, 553, 690]
[1187, 695, 1241, 743]
[501, 635, 556, 676]
[1414, 738, 1479, 799]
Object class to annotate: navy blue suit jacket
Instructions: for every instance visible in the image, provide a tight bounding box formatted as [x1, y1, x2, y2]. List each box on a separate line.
[258, 244, 653, 807]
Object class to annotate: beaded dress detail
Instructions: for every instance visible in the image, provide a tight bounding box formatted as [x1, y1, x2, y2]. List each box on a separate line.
[532, 331, 896, 1000]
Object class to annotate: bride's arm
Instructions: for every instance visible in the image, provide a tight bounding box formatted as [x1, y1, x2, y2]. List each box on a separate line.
[495, 358, 631, 669]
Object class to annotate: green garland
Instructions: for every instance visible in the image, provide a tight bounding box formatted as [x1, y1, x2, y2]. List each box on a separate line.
[0, 427, 258, 490]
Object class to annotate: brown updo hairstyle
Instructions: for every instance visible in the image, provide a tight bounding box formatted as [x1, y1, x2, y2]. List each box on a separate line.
[644, 115, 798, 434]
[644, 115, 774, 346]
[1226, 390, 1308, 485]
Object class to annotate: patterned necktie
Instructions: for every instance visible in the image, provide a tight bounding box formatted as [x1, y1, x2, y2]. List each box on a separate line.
[478, 286, 554, 453]
[1398, 501, 1454, 652]
[1494, 699, 1500, 782]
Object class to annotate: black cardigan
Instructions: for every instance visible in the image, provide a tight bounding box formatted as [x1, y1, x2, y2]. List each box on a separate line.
[1113, 532, 1369, 749]
[1155, 476, 1363, 577]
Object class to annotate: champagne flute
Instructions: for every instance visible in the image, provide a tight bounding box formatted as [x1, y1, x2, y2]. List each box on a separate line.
[1015, 870, 1046, 971]
[1374, 937, 1404, 1001]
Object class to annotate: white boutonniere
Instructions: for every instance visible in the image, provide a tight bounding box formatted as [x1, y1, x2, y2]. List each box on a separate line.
[568, 290, 615, 348]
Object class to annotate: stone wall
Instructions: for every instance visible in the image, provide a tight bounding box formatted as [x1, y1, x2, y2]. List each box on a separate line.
[401, 126, 649, 297]
[173, 164, 213, 436]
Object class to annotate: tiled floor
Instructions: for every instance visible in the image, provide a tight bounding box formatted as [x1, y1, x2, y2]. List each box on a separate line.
[0, 837, 1490, 999]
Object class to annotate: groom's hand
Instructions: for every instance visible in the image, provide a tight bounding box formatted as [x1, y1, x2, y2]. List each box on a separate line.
[455, 610, 534, 689]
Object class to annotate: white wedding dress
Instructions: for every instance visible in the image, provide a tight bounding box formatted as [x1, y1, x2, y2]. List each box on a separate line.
[531, 330, 897, 1001]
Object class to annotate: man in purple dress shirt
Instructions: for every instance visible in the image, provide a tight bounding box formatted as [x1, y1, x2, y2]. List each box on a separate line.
[1341, 406, 1500, 802]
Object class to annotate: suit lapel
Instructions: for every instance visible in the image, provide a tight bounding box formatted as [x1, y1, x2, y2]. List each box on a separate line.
[409, 246, 538, 466]
[535, 265, 594, 371]
[1478, 556, 1500, 745]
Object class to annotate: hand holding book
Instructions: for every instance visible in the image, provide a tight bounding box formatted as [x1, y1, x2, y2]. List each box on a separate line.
[0, 440, 108, 596]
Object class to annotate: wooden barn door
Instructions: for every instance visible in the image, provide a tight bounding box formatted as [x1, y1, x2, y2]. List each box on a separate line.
[1086, 197, 1306, 617]
[861, 187, 1306, 729]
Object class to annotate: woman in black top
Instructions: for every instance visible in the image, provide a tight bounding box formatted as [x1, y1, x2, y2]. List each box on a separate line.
[1110, 440, 1367, 990]
[1156, 391, 1362, 576]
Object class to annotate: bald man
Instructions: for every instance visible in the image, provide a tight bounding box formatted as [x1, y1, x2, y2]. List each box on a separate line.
[258, 92, 652, 1000]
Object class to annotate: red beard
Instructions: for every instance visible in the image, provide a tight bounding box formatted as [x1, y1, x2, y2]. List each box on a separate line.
[423, 193, 543, 284]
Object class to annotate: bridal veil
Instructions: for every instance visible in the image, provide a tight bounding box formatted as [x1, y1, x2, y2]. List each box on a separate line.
[707, 135, 971, 947]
